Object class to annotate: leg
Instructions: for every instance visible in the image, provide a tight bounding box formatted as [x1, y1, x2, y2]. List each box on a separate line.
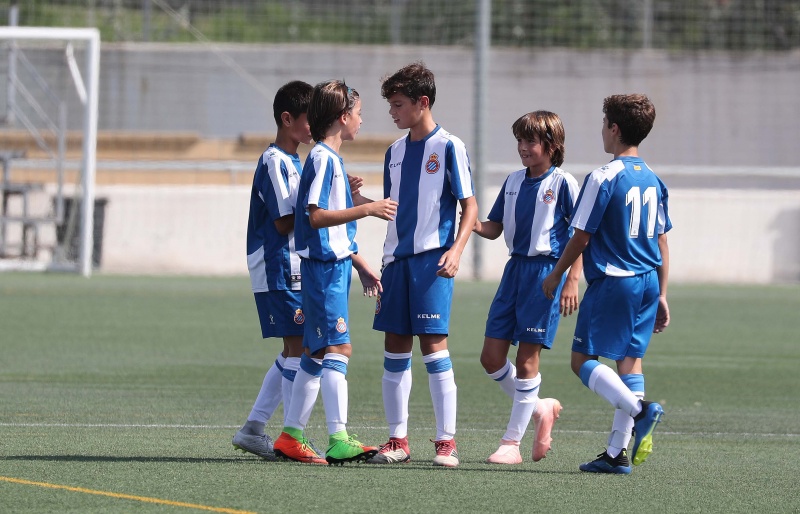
[480, 337, 516, 398]
[367, 332, 414, 465]
[421, 334, 459, 468]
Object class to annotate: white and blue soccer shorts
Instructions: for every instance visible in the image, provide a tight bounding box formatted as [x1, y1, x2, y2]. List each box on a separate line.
[572, 270, 660, 360]
[484, 256, 564, 349]
[300, 257, 352, 354]
[254, 290, 305, 339]
[373, 248, 453, 336]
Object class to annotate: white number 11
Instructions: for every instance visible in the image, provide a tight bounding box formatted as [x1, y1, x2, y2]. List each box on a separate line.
[626, 186, 657, 238]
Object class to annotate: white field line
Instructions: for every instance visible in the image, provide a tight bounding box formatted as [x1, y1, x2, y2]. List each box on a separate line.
[0, 422, 797, 438]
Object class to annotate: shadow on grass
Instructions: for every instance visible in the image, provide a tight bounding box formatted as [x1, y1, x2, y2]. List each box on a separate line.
[2, 455, 583, 474]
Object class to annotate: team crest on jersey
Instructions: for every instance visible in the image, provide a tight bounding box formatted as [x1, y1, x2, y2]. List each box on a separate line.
[425, 153, 441, 174]
[542, 189, 555, 204]
[293, 309, 305, 325]
[375, 295, 381, 314]
[335, 317, 348, 333]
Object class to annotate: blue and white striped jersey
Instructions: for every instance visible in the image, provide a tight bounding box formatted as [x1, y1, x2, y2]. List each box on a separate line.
[246, 144, 302, 292]
[571, 156, 672, 281]
[487, 166, 580, 258]
[295, 142, 358, 262]
[381, 125, 474, 265]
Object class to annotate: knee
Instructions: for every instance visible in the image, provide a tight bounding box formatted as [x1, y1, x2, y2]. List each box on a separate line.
[480, 346, 505, 373]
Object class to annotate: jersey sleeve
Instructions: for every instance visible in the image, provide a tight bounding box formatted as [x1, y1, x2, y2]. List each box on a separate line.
[571, 170, 611, 234]
[306, 155, 334, 210]
[263, 158, 294, 221]
[657, 180, 672, 234]
[559, 173, 581, 223]
[487, 178, 508, 223]
[445, 139, 474, 200]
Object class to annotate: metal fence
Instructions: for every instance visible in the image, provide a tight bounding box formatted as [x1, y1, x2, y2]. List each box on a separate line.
[9, 0, 800, 50]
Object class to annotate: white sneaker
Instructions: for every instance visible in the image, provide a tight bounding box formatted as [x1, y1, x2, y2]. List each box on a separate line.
[486, 440, 522, 464]
[432, 439, 459, 467]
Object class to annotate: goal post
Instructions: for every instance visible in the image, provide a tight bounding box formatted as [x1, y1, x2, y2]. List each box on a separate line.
[0, 27, 100, 277]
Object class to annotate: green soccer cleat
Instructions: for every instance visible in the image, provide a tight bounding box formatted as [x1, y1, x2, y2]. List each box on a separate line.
[631, 400, 664, 466]
[325, 433, 378, 465]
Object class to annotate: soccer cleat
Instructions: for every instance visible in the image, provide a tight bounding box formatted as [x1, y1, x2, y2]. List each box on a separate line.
[231, 430, 276, 461]
[531, 397, 562, 461]
[432, 439, 459, 468]
[366, 436, 411, 464]
[273, 432, 327, 464]
[486, 440, 522, 465]
[631, 400, 664, 466]
[325, 434, 378, 465]
[579, 449, 632, 474]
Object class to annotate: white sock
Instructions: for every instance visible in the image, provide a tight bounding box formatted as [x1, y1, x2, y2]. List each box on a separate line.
[247, 353, 286, 423]
[284, 363, 321, 431]
[382, 351, 412, 439]
[321, 353, 349, 436]
[587, 363, 642, 417]
[280, 357, 301, 426]
[608, 392, 644, 458]
[502, 373, 541, 442]
[487, 359, 517, 399]
[424, 350, 457, 441]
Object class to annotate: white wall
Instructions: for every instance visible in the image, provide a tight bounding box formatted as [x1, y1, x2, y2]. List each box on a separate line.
[95, 184, 800, 284]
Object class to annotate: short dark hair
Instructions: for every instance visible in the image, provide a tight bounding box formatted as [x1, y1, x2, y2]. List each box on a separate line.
[308, 80, 360, 142]
[511, 111, 566, 167]
[273, 80, 313, 127]
[380, 61, 436, 107]
[603, 94, 656, 147]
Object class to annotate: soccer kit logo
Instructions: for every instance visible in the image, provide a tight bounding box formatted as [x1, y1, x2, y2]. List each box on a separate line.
[542, 189, 555, 204]
[425, 153, 440, 174]
[293, 309, 305, 325]
[336, 317, 348, 333]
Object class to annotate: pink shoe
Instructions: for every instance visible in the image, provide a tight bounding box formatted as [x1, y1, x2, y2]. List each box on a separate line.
[486, 439, 522, 464]
[532, 398, 562, 462]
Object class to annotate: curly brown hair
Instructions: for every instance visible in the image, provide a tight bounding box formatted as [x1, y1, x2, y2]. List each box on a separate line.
[603, 94, 656, 147]
[380, 61, 436, 107]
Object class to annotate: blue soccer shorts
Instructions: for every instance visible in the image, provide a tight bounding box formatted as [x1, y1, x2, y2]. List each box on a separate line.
[484, 256, 564, 349]
[300, 257, 352, 354]
[373, 248, 453, 336]
[254, 290, 305, 339]
[572, 270, 660, 361]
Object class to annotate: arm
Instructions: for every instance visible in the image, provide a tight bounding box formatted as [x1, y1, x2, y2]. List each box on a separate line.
[351, 252, 382, 297]
[558, 253, 583, 316]
[653, 232, 670, 333]
[308, 197, 397, 229]
[348, 174, 376, 206]
[273, 214, 294, 236]
[542, 228, 590, 299]
[437, 196, 478, 278]
[473, 219, 503, 240]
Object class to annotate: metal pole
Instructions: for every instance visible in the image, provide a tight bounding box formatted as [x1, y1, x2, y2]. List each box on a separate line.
[473, 0, 490, 281]
[79, 31, 101, 277]
[7, 2, 18, 126]
[643, 0, 653, 49]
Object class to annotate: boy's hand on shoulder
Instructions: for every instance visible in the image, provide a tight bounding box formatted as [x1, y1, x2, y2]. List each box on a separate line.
[367, 198, 398, 221]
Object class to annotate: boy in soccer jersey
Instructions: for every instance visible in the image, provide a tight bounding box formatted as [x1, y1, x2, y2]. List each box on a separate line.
[233, 80, 317, 461]
[367, 62, 478, 468]
[542, 93, 671, 474]
[473, 111, 582, 465]
[273, 80, 398, 465]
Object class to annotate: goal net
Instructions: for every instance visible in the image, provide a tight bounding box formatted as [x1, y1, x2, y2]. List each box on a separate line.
[0, 26, 99, 277]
